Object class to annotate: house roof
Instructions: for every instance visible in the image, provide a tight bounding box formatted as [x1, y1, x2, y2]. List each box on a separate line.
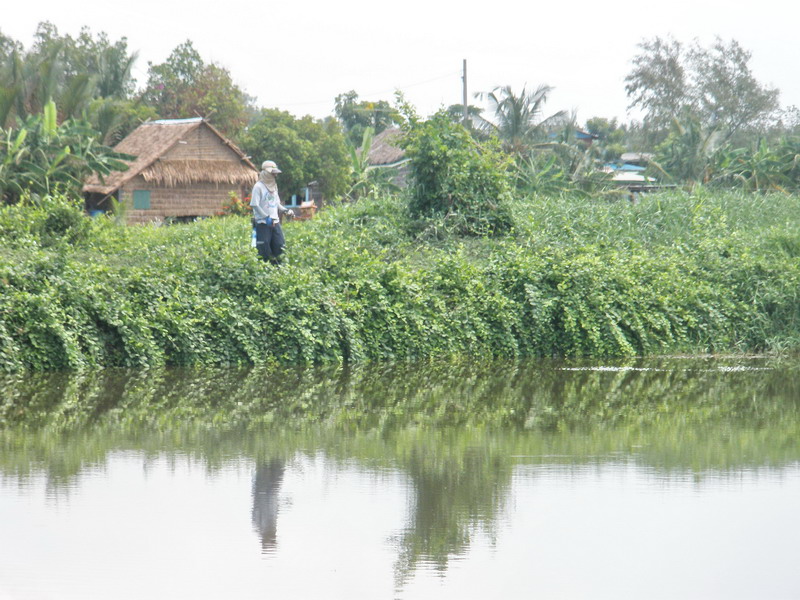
[367, 127, 406, 166]
[575, 128, 599, 140]
[604, 163, 647, 172]
[83, 118, 258, 195]
[612, 172, 656, 183]
[620, 152, 654, 164]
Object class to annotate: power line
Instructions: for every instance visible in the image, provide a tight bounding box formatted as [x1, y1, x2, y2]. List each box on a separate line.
[278, 69, 462, 108]
[360, 70, 462, 97]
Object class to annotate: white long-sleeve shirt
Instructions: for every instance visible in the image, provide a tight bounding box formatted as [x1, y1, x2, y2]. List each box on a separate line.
[250, 181, 289, 224]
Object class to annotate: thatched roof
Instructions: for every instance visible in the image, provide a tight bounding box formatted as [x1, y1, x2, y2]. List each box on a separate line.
[140, 159, 257, 187]
[83, 118, 257, 195]
[367, 127, 406, 166]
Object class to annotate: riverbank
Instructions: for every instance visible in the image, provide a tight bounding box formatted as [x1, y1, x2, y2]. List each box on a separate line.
[1, 190, 799, 370]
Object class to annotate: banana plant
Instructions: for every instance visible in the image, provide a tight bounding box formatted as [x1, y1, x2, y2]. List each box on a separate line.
[345, 127, 400, 200]
[0, 86, 19, 129]
[0, 127, 29, 201]
[731, 139, 787, 192]
[651, 113, 725, 187]
[0, 102, 130, 203]
[41, 99, 58, 141]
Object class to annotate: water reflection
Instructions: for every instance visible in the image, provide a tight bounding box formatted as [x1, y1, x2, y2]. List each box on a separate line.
[394, 443, 512, 587]
[252, 459, 285, 553]
[1, 357, 800, 596]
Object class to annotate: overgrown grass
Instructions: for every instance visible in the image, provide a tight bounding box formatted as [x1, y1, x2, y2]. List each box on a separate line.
[1, 189, 799, 371]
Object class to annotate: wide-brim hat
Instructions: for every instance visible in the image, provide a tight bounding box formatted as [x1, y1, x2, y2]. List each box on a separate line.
[261, 160, 282, 174]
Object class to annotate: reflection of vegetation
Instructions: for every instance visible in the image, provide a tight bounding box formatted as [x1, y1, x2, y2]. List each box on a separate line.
[2, 358, 800, 579]
[393, 433, 512, 587]
[2, 357, 799, 439]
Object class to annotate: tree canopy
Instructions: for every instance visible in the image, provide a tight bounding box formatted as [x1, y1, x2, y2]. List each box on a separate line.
[140, 41, 254, 139]
[625, 36, 779, 145]
[240, 108, 350, 201]
[475, 85, 567, 156]
[0, 22, 140, 127]
[334, 90, 402, 147]
[3, 22, 800, 205]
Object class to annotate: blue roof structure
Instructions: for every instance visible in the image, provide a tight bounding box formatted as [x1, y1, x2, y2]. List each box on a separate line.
[604, 163, 646, 172]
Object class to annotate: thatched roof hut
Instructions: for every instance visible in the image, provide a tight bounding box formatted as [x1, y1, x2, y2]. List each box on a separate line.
[84, 117, 258, 224]
[366, 127, 407, 167]
[361, 127, 409, 189]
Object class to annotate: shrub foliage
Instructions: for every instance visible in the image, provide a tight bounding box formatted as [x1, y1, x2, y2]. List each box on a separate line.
[1, 190, 799, 371]
[402, 112, 515, 236]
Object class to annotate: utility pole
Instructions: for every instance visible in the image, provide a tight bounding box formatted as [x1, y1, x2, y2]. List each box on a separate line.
[462, 59, 468, 127]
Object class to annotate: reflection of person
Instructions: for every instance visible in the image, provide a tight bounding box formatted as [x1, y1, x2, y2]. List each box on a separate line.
[250, 160, 294, 265]
[251, 459, 286, 552]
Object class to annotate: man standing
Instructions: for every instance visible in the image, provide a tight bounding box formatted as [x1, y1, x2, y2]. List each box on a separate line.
[250, 160, 294, 265]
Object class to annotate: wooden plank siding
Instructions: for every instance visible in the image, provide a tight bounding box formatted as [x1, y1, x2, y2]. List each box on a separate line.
[120, 176, 249, 224]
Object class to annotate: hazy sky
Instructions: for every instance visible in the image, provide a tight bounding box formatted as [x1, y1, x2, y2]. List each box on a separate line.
[5, 0, 800, 124]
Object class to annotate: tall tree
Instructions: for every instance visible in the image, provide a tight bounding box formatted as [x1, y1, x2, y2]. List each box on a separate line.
[585, 117, 628, 162]
[625, 36, 779, 146]
[29, 23, 138, 99]
[475, 84, 567, 156]
[0, 23, 139, 126]
[624, 36, 688, 141]
[0, 30, 22, 61]
[141, 40, 253, 138]
[141, 40, 204, 117]
[689, 38, 779, 138]
[240, 109, 349, 200]
[334, 90, 402, 146]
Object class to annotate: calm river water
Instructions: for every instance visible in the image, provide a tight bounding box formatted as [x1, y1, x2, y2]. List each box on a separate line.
[1, 357, 799, 599]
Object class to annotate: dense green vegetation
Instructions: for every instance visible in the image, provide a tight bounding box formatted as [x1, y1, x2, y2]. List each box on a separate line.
[334, 90, 402, 147]
[1, 24, 351, 203]
[0, 100, 131, 203]
[2, 25, 800, 372]
[238, 108, 350, 200]
[402, 112, 515, 236]
[4, 24, 800, 210]
[2, 188, 799, 371]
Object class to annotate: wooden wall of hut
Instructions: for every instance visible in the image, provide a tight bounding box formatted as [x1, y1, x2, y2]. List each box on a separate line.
[120, 176, 251, 224]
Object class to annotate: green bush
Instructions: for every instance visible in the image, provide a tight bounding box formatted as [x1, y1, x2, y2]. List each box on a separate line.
[1, 190, 799, 371]
[0, 192, 92, 248]
[402, 112, 515, 237]
[41, 200, 91, 246]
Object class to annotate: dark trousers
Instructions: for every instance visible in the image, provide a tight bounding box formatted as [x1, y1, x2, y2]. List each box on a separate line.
[255, 222, 285, 264]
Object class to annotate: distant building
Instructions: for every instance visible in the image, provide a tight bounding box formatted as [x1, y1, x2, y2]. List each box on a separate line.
[548, 128, 599, 145]
[619, 152, 654, 165]
[575, 128, 599, 145]
[364, 127, 409, 187]
[83, 118, 258, 224]
[602, 155, 660, 199]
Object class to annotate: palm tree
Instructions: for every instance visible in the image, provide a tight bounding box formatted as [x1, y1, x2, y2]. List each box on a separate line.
[95, 46, 138, 100]
[649, 111, 724, 186]
[0, 43, 67, 123]
[475, 84, 567, 155]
